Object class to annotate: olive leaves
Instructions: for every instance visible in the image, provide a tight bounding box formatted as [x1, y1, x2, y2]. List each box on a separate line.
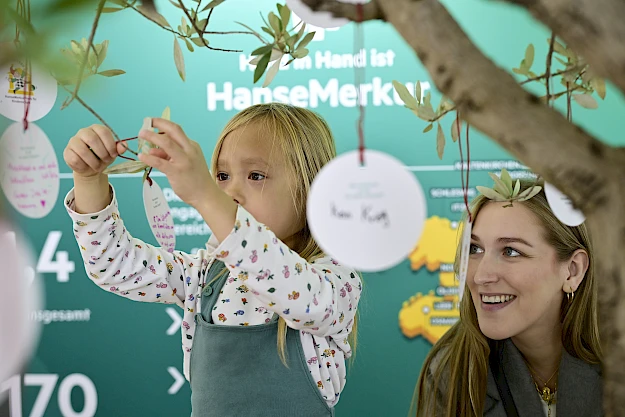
[475, 169, 542, 206]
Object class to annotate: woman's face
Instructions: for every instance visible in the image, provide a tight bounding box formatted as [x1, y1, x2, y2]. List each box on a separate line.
[467, 202, 572, 341]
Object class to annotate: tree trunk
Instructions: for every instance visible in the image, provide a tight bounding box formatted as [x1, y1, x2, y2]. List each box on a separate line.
[304, 0, 625, 413]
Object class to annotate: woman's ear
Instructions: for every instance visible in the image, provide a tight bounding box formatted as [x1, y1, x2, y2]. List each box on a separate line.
[562, 249, 589, 293]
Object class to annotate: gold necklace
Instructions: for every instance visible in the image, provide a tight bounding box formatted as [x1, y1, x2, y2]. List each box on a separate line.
[522, 357, 559, 414]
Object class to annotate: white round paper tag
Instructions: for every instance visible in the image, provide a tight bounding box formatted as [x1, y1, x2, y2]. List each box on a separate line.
[0, 61, 57, 122]
[307, 149, 427, 272]
[544, 182, 585, 226]
[143, 179, 176, 253]
[457, 220, 472, 301]
[286, 0, 366, 29]
[0, 122, 60, 218]
[0, 222, 43, 388]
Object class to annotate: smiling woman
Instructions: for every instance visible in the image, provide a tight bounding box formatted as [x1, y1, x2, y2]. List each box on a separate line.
[414, 178, 602, 417]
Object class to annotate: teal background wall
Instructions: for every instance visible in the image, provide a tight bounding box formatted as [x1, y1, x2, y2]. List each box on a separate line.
[2, 0, 624, 416]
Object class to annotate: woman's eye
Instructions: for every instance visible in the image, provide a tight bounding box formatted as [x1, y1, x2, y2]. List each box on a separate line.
[249, 172, 266, 181]
[503, 247, 522, 257]
[469, 244, 483, 255]
[216, 173, 229, 181]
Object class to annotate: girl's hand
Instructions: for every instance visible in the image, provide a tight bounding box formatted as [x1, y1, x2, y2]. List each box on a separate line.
[64, 125, 128, 178]
[137, 118, 216, 210]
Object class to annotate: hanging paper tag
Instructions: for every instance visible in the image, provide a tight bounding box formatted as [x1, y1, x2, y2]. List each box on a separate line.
[143, 179, 176, 253]
[0, 61, 57, 122]
[286, 0, 366, 29]
[307, 149, 427, 272]
[544, 183, 585, 226]
[0, 222, 43, 384]
[0, 122, 60, 218]
[457, 220, 472, 302]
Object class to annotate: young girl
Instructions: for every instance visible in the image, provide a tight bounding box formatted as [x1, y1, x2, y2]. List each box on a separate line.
[415, 178, 602, 417]
[63, 103, 362, 416]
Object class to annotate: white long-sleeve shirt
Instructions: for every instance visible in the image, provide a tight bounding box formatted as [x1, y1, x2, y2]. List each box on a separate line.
[65, 185, 361, 406]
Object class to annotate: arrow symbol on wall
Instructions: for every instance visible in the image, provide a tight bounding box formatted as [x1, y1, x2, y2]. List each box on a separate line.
[167, 367, 185, 395]
[165, 307, 182, 335]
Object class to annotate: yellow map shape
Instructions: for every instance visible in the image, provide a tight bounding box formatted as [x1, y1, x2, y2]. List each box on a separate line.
[399, 291, 459, 344]
[400, 216, 461, 343]
[409, 216, 459, 271]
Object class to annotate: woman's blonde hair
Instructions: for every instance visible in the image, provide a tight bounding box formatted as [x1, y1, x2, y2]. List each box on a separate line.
[414, 179, 602, 416]
[209, 102, 358, 364]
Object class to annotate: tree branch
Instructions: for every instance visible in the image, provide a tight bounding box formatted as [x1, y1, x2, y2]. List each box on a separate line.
[300, 0, 384, 21]
[178, 0, 242, 52]
[60, 84, 120, 141]
[504, 0, 625, 96]
[304, 0, 621, 213]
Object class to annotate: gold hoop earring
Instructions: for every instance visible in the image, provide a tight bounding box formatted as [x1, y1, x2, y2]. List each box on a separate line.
[566, 288, 575, 302]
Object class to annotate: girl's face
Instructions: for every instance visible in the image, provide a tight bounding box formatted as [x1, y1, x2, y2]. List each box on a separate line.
[215, 122, 304, 250]
[467, 202, 572, 343]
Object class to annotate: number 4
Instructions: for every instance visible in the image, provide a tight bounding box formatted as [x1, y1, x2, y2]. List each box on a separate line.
[36, 231, 75, 283]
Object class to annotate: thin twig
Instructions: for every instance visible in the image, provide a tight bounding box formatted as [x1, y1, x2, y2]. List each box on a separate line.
[546, 33, 555, 106]
[60, 83, 121, 142]
[520, 67, 583, 85]
[428, 107, 456, 123]
[178, 0, 242, 52]
[62, 0, 106, 110]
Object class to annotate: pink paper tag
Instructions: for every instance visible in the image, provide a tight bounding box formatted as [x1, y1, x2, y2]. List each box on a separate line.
[143, 179, 176, 253]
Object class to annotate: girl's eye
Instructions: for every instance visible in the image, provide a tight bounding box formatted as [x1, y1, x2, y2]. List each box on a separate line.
[469, 244, 483, 255]
[249, 172, 266, 181]
[216, 173, 229, 181]
[503, 247, 522, 257]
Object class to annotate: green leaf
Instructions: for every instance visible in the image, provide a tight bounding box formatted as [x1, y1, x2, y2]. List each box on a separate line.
[436, 123, 445, 160]
[103, 160, 148, 175]
[415, 81, 422, 104]
[573, 93, 598, 109]
[261, 26, 275, 38]
[96, 40, 108, 68]
[517, 186, 542, 201]
[137, 5, 170, 28]
[488, 172, 510, 196]
[161, 106, 171, 121]
[190, 37, 207, 47]
[184, 37, 194, 52]
[296, 32, 315, 52]
[500, 169, 513, 194]
[423, 123, 433, 133]
[417, 106, 436, 121]
[524, 44, 534, 69]
[451, 118, 461, 142]
[592, 78, 606, 100]
[392, 80, 418, 110]
[173, 36, 186, 81]
[292, 48, 309, 59]
[98, 69, 125, 76]
[254, 51, 271, 83]
[279, 3, 291, 30]
[512, 67, 528, 76]
[268, 287, 276, 293]
[552, 39, 567, 55]
[251, 44, 273, 56]
[102, 6, 125, 12]
[513, 179, 521, 197]
[201, 0, 225, 12]
[268, 12, 281, 34]
[263, 53, 283, 87]
[169, 0, 183, 8]
[476, 186, 507, 202]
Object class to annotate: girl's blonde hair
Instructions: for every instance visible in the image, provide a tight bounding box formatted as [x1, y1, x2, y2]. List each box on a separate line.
[414, 179, 602, 416]
[209, 102, 358, 364]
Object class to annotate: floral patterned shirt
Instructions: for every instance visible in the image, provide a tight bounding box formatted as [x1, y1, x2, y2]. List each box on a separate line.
[65, 185, 361, 407]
